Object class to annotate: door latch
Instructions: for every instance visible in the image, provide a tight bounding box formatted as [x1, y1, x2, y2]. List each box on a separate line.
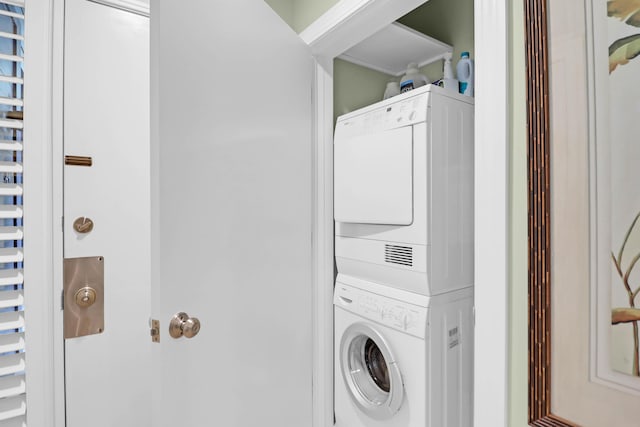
[150, 319, 160, 343]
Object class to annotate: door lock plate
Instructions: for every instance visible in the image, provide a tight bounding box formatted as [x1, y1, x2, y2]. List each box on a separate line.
[150, 319, 160, 343]
[64, 256, 104, 339]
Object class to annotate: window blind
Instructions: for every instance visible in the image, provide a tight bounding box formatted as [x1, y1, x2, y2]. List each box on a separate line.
[0, 0, 25, 425]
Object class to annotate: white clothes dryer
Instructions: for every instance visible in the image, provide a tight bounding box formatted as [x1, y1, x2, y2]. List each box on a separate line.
[333, 84, 474, 296]
[334, 274, 473, 427]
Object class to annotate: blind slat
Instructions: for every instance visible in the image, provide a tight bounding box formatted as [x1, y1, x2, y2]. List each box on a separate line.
[0, 353, 25, 377]
[0, 395, 26, 421]
[0, 184, 22, 197]
[0, 311, 24, 332]
[0, 10, 23, 20]
[0, 206, 23, 220]
[0, 97, 23, 107]
[0, 76, 23, 86]
[0, 415, 25, 427]
[0, 53, 23, 63]
[0, 270, 23, 287]
[0, 227, 23, 241]
[0, 0, 25, 7]
[0, 162, 22, 174]
[0, 248, 22, 264]
[0, 32, 23, 42]
[0, 375, 25, 399]
[0, 291, 22, 310]
[0, 142, 23, 152]
[0, 333, 24, 355]
[0, 119, 23, 130]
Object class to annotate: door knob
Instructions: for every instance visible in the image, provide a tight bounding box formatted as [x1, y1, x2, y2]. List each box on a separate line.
[169, 312, 201, 339]
[73, 217, 94, 233]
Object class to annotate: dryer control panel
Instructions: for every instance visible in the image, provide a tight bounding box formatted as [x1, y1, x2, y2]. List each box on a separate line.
[334, 282, 428, 339]
[334, 89, 429, 138]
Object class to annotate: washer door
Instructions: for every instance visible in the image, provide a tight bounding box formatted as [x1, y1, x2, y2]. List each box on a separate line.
[340, 322, 404, 419]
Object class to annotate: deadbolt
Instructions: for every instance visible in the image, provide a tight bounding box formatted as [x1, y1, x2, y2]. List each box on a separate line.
[169, 312, 201, 339]
[73, 217, 94, 233]
[74, 286, 97, 308]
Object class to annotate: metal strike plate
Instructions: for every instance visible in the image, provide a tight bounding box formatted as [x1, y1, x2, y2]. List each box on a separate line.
[64, 256, 104, 339]
[150, 319, 160, 343]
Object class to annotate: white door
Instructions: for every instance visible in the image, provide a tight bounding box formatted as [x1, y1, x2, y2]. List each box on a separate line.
[150, 0, 314, 425]
[63, 0, 151, 425]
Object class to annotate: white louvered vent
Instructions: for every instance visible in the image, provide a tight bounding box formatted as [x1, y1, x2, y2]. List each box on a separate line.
[384, 244, 413, 267]
[0, 1, 24, 425]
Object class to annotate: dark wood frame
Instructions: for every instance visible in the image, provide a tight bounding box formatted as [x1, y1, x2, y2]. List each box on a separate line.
[525, 0, 579, 425]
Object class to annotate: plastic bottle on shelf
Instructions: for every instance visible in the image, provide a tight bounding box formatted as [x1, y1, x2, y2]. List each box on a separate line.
[442, 52, 458, 94]
[383, 80, 400, 100]
[400, 63, 429, 93]
[456, 51, 474, 96]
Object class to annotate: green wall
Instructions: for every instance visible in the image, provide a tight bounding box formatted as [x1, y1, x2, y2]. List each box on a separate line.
[263, 0, 294, 28]
[264, 0, 339, 33]
[292, 0, 339, 33]
[398, 0, 474, 82]
[509, 0, 528, 425]
[333, 59, 392, 122]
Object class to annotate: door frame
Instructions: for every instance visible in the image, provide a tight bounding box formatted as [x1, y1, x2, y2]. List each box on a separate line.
[27, 1, 510, 426]
[24, 0, 65, 426]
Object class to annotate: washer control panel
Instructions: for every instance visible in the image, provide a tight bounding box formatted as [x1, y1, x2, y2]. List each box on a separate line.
[335, 282, 428, 339]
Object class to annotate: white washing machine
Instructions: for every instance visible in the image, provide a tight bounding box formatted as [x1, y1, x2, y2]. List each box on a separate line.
[334, 274, 473, 427]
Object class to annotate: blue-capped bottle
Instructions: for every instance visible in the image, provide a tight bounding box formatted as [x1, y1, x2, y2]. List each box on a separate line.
[456, 52, 474, 97]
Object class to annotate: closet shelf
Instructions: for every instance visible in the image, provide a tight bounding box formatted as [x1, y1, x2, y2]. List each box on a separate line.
[338, 22, 452, 77]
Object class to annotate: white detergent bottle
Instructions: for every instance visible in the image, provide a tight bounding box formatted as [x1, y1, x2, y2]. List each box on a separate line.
[400, 63, 429, 93]
[442, 52, 458, 93]
[383, 80, 400, 100]
[456, 51, 474, 96]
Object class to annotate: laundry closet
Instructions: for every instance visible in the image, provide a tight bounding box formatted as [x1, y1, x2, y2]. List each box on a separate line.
[330, 1, 476, 426]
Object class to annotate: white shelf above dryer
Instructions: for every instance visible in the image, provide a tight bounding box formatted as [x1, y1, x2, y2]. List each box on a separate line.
[338, 22, 452, 77]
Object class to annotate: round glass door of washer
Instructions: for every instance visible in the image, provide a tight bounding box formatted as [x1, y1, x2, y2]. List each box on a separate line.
[340, 323, 404, 419]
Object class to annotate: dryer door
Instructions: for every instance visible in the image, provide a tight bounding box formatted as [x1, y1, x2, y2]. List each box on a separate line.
[340, 323, 404, 419]
[334, 126, 413, 225]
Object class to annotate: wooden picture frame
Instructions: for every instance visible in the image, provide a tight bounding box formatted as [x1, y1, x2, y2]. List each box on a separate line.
[525, 0, 572, 425]
[527, 0, 640, 422]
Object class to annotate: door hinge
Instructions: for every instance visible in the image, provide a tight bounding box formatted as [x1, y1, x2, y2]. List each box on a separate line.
[61, 289, 64, 310]
[150, 319, 160, 343]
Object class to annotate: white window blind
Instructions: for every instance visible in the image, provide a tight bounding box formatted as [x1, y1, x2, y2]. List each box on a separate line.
[0, 0, 24, 425]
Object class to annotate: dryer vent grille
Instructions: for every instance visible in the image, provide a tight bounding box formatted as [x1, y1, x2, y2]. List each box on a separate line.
[384, 244, 413, 267]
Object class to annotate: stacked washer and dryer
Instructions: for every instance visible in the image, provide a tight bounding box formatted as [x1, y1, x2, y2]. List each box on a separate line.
[333, 84, 474, 427]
